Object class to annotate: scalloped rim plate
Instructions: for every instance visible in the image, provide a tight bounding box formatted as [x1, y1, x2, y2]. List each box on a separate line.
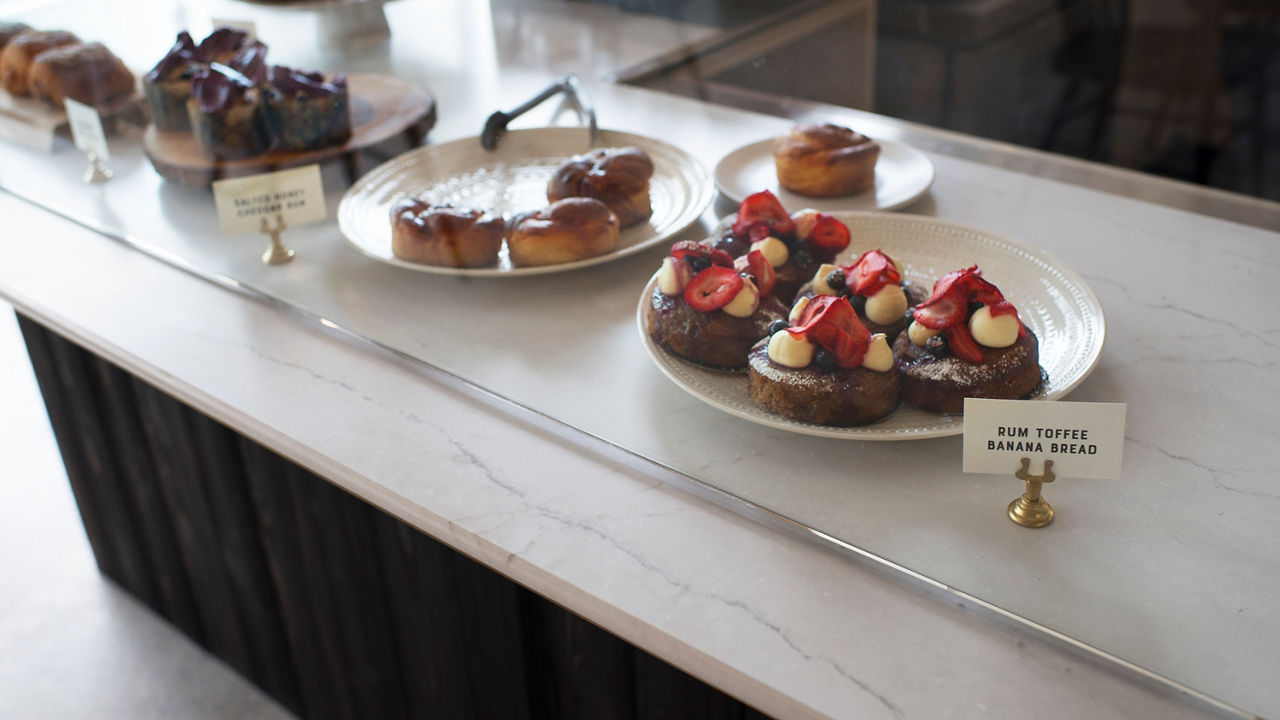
[714, 137, 935, 213]
[636, 212, 1106, 440]
[338, 127, 714, 276]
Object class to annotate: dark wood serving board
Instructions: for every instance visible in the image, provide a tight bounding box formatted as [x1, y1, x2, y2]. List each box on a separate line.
[143, 73, 435, 189]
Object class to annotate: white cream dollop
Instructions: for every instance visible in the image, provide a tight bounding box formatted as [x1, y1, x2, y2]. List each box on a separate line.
[767, 330, 816, 368]
[657, 257, 690, 295]
[864, 284, 908, 325]
[789, 295, 811, 323]
[969, 305, 1020, 348]
[721, 276, 760, 318]
[750, 236, 789, 268]
[809, 264, 844, 296]
[791, 209, 820, 239]
[862, 333, 894, 372]
[907, 320, 938, 347]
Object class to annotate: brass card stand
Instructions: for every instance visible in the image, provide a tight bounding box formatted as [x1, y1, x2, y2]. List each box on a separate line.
[83, 150, 112, 183]
[260, 214, 294, 265]
[1009, 458, 1055, 528]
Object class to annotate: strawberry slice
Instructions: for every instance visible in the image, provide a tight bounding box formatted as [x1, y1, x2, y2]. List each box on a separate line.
[670, 240, 733, 268]
[684, 266, 744, 312]
[790, 295, 871, 368]
[804, 214, 851, 255]
[945, 324, 985, 364]
[732, 190, 796, 238]
[913, 295, 966, 329]
[847, 249, 901, 296]
[743, 250, 776, 298]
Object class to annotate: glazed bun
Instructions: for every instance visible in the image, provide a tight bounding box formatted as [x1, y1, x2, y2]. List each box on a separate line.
[390, 200, 505, 268]
[508, 197, 620, 267]
[28, 42, 134, 107]
[547, 146, 654, 227]
[773, 123, 879, 197]
[0, 30, 79, 96]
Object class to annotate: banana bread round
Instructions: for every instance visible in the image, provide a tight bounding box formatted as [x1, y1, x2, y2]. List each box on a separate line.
[892, 327, 1042, 414]
[747, 339, 899, 426]
[646, 287, 786, 369]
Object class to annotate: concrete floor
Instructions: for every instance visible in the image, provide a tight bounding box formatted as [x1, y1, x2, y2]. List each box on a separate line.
[0, 304, 293, 720]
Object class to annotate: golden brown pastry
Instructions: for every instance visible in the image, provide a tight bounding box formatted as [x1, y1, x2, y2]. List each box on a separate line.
[0, 23, 31, 52]
[0, 30, 79, 96]
[390, 200, 505, 268]
[28, 42, 134, 107]
[508, 198, 619, 267]
[546, 146, 654, 227]
[773, 122, 880, 197]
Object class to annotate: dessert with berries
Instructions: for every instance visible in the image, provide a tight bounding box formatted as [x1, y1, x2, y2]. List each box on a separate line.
[547, 146, 654, 228]
[145, 28, 251, 131]
[773, 122, 880, 197]
[710, 190, 851, 302]
[263, 64, 351, 152]
[794, 248, 922, 341]
[748, 295, 898, 426]
[645, 241, 788, 369]
[893, 266, 1041, 413]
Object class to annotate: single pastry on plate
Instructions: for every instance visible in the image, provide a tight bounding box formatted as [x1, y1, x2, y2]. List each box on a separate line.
[547, 146, 654, 227]
[893, 266, 1041, 413]
[794, 249, 922, 341]
[508, 197, 620, 267]
[390, 200, 505, 268]
[748, 295, 898, 426]
[186, 63, 271, 160]
[710, 190, 852, 301]
[262, 65, 351, 152]
[646, 240, 788, 369]
[773, 122, 880, 197]
[0, 30, 79, 96]
[27, 42, 134, 108]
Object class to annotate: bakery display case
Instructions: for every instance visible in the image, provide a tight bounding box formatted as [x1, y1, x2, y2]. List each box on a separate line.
[1, 1, 1278, 718]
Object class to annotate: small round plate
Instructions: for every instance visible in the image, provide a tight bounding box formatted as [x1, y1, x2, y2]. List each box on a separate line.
[338, 127, 715, 276]
[636, 213, 1105, 440]
[714, 137, 934, 212]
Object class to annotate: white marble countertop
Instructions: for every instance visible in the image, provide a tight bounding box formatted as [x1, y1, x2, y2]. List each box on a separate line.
[1, 1, 1278, 718]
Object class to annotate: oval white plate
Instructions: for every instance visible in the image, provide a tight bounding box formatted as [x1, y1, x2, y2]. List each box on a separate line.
[714, 137, 934, 212]
[636, 213, 1106, 440]
[338, 127, 714, 276]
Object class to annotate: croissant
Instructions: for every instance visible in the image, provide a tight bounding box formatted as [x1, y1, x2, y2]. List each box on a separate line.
[773, 123, 879, 197]
[547, 146, 654, 227]
[390, 200, 505, 268]
[28, 42, 134, 108]
[0, 30, 79, 96]
[508, 197, 619, 267]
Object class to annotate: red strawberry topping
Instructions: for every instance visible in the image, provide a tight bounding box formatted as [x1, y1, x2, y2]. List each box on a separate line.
[742, 249, 776, 298]
[684, 266, 744, 313]
[846, 249, 901, 297]
[670, 240, 733, 269]
[732, 190, 796, 238]
[804, 213, 851, 255]
[945, 324, 985, 364]
[913, 266, 1025, 352]
[788, 295, 871, 368]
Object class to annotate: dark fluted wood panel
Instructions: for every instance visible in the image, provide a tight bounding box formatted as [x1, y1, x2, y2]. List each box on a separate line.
[16, 312, 771, 720]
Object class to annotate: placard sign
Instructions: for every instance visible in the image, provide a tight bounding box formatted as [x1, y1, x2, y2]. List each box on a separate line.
[64, 98, 108, 160]
[212, 166, 326, 235]
[963, 399, 1126, 479]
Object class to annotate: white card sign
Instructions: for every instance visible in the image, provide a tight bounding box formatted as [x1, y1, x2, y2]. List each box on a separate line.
[64, 98, 109, 160]
[212, 165, 326, 235]
[963, 399, 1126, 479]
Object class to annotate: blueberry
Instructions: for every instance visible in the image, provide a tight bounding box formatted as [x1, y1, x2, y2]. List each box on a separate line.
[904, 307, 916, 323]
[849, 294, 867, 314]
[825, 270, 846, 290]
[814, 349, 836, 369]
[767, 318, 789, 336]
[792, 248, 813, 269]
[925, 335, 949, 357]
[688, 256, 710, 273]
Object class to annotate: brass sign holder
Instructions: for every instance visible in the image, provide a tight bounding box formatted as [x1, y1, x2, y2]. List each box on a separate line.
[83, 150, 112, 183]
[1009, 457, 1055, 528]
[260, 214, 294, 265]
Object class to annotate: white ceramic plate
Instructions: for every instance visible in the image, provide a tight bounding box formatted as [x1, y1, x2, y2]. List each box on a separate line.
[714, 138, 934, 212]
[338, 127, 714, 276]
[636, 213, 1106, 440]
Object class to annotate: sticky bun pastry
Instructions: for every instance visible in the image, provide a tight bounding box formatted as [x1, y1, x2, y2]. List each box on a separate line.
[893, 266, 1042, 413]
[547, 146, 654, 227]
[0, 23, 31, 52]
[186, 63, 271, 160]
[390, 200, 505, 268]
[27, 42, 134, 108]
[773, 122, 879, 197]
[263, 65, 351, 152]
[0, 30, 79, 96]
[748, 295, 898, 426]
[508, 197, 619, 267]
[793, 249, 922, 341]
[645, 240, 788, 369]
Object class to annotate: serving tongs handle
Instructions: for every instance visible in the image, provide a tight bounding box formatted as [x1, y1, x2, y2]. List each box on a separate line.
[480, 74, 598, 151]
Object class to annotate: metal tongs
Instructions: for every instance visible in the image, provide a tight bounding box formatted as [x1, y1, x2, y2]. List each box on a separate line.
[480, 74, 598, 151]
